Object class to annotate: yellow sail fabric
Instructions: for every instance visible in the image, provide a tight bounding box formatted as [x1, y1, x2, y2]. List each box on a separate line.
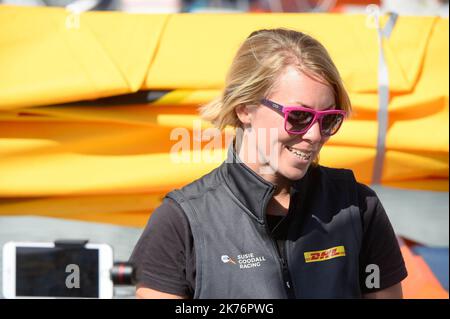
[143, 13, 436, 94]
[0, 5, 448, 227]
[0, 7, 441, 108]
[0, 5, 168, 109]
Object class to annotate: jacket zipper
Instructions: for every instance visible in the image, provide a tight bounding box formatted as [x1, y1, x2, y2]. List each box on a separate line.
[262, 186, 296, 299]
[275, 238, 296, 298]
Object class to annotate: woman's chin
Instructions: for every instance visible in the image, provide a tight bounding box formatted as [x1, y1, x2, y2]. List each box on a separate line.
[277, 164, 310, 181]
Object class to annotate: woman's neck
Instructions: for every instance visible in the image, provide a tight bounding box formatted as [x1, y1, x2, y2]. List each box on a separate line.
[234, 134, 292, 200]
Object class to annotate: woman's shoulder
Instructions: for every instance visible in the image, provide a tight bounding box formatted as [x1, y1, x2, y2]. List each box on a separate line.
[146, 197, 191, 235]
[310, 165, 381, 206]
[166, 165, 225, 200]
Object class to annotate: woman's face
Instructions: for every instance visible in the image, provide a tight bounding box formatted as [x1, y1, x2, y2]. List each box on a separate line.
[238, 66, 336, 181]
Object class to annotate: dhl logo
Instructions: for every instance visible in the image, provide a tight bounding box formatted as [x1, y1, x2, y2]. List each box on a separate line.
[304, 246, 346, 263]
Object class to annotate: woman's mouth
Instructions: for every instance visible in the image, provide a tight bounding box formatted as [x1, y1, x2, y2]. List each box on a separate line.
[285, 145, 312, 161]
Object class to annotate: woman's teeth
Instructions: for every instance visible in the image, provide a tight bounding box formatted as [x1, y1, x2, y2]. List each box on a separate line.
[286, 146, 312, 160]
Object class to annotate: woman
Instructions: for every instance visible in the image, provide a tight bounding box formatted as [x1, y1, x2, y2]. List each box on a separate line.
[129, 28, 407, 299]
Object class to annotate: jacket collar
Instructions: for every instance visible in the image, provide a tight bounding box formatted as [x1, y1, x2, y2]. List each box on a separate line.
[219, 140, 309, 223]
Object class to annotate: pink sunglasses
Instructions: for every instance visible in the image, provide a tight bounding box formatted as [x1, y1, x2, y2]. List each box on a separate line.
[260, 98, 346, 136]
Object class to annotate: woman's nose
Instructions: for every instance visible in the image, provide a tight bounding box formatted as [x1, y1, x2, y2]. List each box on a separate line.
[302, 121, 323, 143]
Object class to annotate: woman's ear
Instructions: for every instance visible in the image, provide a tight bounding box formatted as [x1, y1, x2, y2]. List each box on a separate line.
[235, 104, 252, 126]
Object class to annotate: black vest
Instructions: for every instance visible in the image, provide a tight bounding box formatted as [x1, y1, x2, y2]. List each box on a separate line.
[166, 144, 362, 298]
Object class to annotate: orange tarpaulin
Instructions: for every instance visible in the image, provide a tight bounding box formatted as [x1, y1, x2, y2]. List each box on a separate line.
[399, 239, 448, 299]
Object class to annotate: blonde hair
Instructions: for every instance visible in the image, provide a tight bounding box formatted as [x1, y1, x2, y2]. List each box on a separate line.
[198, 28, 351, 131]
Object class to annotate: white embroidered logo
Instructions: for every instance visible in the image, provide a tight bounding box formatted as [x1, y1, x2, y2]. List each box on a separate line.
[221, 252, 267, 269]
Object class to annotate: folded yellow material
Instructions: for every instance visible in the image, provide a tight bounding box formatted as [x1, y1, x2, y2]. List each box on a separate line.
[0, 6, 448, 227]
[0, 6, 445, 109]
[0, 5, 168, 110]
[0, 117, 447, 197]
[0, 193, 161, 227]
[144, 13, 436, 94]
[4, 101, 446, 153]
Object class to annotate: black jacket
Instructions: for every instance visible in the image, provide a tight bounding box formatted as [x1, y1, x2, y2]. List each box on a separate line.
[167, 143, 363, 298]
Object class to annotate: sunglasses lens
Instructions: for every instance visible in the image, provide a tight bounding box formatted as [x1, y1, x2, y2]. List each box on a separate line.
[321, 113, 344, 136]
[286, 110, 314, 133]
